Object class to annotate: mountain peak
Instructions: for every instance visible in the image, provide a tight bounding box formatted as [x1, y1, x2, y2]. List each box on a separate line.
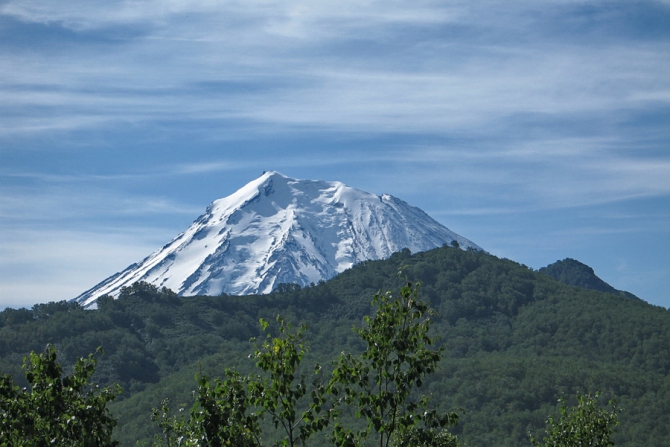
[74, 173, 481, 307]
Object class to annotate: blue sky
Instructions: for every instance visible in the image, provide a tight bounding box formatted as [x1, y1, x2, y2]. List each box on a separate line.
[1, 0, 669, 309]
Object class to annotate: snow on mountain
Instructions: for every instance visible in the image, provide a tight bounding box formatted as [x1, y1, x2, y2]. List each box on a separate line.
[74, 171, 481, 307]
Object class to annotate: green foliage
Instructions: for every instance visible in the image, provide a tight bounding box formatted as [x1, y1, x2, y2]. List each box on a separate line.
[530, 393, 620, 447]
[391, 425, 463, 447]
[0, 344, 121, 447]
[250, 316, 331, 447]
[330, 279, 458, 447]
[151, 370, 260, 447]
[151, 316, 331, 447]
[273, 283, 303, 294]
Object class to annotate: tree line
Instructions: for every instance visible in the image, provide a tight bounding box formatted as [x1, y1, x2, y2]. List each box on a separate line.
[1, 279, 619, 447]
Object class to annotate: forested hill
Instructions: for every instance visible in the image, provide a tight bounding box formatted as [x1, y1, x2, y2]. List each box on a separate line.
[1, 246, 669, 446]
[539, 257, 640, 299]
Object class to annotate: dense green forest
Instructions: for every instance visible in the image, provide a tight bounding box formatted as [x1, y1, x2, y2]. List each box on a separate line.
[1, 246, 669, 446]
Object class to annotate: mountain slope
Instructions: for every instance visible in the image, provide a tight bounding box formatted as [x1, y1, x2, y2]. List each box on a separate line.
[74, 171, 480, 307]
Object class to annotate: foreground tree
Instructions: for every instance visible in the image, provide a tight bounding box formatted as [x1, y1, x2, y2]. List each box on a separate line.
[152, 316, 329, 447]
[391, 425, 462, 447]
[152, 371, 261, 447]
[330, 279, 459, 447]
[0, 345, 121, 447]
[250, 316, 331, 447]
[530, 392, 620, 447]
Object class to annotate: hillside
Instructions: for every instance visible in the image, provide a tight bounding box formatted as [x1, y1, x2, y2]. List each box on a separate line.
[539, 258, 642, 301]
[1, 246, 669, 446]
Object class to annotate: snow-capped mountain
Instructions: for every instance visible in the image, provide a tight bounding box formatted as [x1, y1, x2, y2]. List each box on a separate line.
[74, 171, 481, 307]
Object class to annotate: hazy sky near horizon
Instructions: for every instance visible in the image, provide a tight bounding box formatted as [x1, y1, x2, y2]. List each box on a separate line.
[1, 0, 669, 309]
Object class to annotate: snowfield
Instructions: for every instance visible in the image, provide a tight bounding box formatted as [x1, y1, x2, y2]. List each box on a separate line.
[74, 171, 481, 307]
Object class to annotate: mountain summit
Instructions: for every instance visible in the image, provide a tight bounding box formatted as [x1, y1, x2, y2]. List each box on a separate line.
[74, 171, 481, 307]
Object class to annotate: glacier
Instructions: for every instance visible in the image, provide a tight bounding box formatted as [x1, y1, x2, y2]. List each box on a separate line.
[73, 171, 481, 307]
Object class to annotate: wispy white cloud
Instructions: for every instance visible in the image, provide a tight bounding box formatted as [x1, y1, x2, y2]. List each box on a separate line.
[1, 0, 464, 33]
[172, 160, 250, 174]
[367, 135, 670, 206]
[2, 1, 668, 137]
[0, 227, 172, 308]
[0, 186, 202, 221]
